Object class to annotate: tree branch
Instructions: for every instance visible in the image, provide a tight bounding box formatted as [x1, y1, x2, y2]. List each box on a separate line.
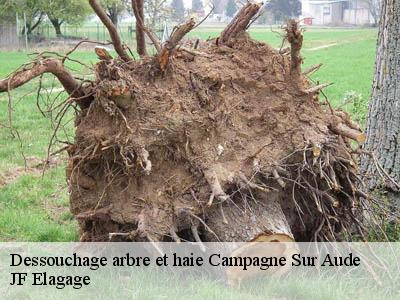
[0, 58, 91, 106]
[286, 19, 303, 77]
[131, 0, 161, 55]
[158, 18, 196, 71]
[89, 0, 131, 62]
[30, 12, 45, 33]
[132, 0, 147, 56]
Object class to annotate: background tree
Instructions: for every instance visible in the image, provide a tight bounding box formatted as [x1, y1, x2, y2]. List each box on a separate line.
[192, 0, 204, 12]
[143, 0, 170, 30]
[362, 0, 400, 201]
[101, 0, 127, 26]
[225, 0, 237, 17]
[171, 0, 185, 21]
[44, 0, 91, 36]
[0, 0, 46, 36]
[0, 0, 18, 23]
[267, 0, 301, 21]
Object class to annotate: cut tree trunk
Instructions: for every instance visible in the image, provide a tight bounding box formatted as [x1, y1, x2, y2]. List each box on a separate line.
[49, 18, 63, 37]
[361, 0, 400, 198]
[204, 191, 293, 242]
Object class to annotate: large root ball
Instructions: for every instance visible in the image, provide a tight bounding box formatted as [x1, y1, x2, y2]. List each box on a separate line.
[67, 22, 365, 244]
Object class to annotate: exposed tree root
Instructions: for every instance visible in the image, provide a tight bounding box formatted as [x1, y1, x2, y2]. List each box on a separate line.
[285, 19, 303, 78]
[158, 18, 196, 71]
[88, 0, 131, 62]
[220, 3, 262, 44]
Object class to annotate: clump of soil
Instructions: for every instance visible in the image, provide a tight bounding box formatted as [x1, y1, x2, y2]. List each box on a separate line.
[67, 27, 365, 243]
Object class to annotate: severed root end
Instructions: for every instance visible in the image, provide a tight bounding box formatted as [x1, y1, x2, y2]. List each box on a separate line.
[138, 148, 152, 175]
[285, 19, 303, 78]
[95, 46, 113, 61]
[330, 123, 366, 144]
[252, 233, 294, 242]
[220, 3, 262, 44]
[158, 18, 196, 71]
[304, 83, 332, 94]
[204, 169, 230, 206]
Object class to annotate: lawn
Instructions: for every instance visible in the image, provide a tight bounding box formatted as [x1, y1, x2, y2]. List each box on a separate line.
[0, 27, 378, 242]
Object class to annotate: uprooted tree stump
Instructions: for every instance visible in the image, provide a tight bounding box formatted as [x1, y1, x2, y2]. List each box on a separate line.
[0, 2, 370, 247]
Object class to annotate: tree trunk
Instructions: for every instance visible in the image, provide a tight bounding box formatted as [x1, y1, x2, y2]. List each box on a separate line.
[361, 0, 400, 197]
[204, 191, 294, 242]
[133, 0, 147, 56]
[50, 18, 63, 37]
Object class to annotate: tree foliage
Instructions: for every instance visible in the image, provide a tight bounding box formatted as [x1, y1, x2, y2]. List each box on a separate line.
[44, 0, 91, 36]
[0, 0, 46, 35]
[101, 0, 128, 26]
[0, 0, 90, 36]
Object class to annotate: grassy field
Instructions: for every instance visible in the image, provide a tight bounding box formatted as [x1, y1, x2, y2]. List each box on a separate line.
[0, 27, 378, 242]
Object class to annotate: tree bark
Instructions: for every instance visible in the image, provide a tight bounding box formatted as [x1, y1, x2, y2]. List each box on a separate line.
[362, 0, 400, 193]
[220, 3, 261, 44]
[132, 0, 148, 56]
[204, 191, 293, 243]
[0, 59, 78, 94]
[89, 0, 131, 62]
[0, 58, 91, 108]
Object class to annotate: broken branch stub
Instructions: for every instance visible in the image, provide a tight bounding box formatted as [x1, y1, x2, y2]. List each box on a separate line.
[158, 18, 196, 71]
[330, 123, 366, 143]
[303, 63, 323, 76]
[89, 0, 131, 62]
[286, 19, 303, 77]
[220, 3, 262, 44]
[95, 46, 113, 61]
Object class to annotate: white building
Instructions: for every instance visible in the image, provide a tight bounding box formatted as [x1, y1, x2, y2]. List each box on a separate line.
[301, 0, 378, 26]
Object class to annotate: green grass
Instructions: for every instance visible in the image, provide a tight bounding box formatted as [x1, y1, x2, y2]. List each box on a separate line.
[0, 27, 377, 242]
[0, 51, 99, 241]
[2, 262, 398, 299]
